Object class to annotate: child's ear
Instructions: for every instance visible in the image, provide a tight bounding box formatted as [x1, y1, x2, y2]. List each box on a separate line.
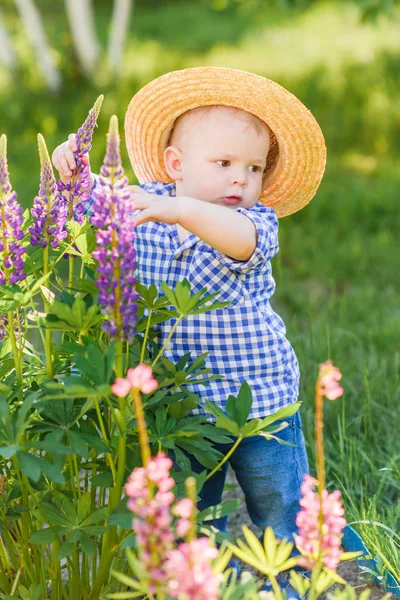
[164, 146, 184, 181]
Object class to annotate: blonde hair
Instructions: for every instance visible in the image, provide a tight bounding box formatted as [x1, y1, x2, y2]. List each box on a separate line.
[169, 105, 270, 147]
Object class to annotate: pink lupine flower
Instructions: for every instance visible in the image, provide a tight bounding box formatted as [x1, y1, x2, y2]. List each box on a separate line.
[173, 498, 194, 519]
[125, 452, 176, 593]
[111, 363, 158, 397]
[173, 498, 194, 538]
[317, 360, 344, 401]
[295, 474, 347, 571]
[111, 377, 132, 398]
[165, 537, 220, 600]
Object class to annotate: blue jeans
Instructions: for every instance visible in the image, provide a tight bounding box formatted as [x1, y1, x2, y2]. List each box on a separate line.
[185, 411, 309, 542]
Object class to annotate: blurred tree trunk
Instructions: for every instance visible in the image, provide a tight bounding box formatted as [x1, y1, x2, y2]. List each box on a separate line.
[13, 0, 61, 91]
[0, 8, 16, 70]
[107, 0, 133, 76]
[64, 0, 100, 78]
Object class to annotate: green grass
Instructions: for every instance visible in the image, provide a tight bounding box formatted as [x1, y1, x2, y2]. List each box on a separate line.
[1, 0, 399, 584]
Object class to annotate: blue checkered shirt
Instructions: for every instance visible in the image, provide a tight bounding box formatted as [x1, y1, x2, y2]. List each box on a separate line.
[76, 178, 300, 420]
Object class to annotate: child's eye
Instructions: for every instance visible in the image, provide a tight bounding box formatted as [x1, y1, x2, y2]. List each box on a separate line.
[216, 160, 231, 167]
[249, 165, 262, 173]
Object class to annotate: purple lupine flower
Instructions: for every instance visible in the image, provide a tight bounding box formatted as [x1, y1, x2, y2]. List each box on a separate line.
[0, 316, 7, 341]
[0, 312, 24, 342]
[28, 134, 68, 249]
[91, 115, 139, 342]
[60, 95, 104, 222]
[0, 134, 27, 286]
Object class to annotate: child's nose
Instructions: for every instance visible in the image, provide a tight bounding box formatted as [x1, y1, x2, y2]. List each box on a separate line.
[230, 169, 248, 187]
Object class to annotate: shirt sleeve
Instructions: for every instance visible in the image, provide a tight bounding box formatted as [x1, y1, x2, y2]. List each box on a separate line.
[73, 173, 100, 221]
[211, 203, 279, 274]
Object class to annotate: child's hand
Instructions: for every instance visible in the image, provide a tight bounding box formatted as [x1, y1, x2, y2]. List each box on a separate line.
[52, 134, 93, 186]
[128, 186, 184, 227]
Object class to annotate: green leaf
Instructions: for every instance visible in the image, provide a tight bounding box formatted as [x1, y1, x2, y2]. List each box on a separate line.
[81, 525, 108, 535]
[17, 451, 42, 482]
[40, 502, 72, 527]
[39, 459, 66, 484]
[69, 530, 82, 543]
[197, 499, 241, 522]
[90, 471, 113, 487]
[241, 419, 264, 437]
[258, 402, 301, 429]
[108, 506, 133, 530]
[236, 381, 253, 427]
[80, 433, 109, 454]
[160, 282, 177, 310]
[80, 534, 96, 556]
[29, 528, 57, 544]
[28, 441, 71, 455]
[0, 444, 19, 458]
[168, 396, 198, 419]
[77, 492, 92, 522]
[120, 534, 137, 549]
[0, 396, 10, 421]
[57, 541, 74, 560]
[199, 404, 238, 437]
[155, 405, 167, 435]
[15, 391, 40, 438]
[68, 429, 89, 459]
[81, 506, 108, 526]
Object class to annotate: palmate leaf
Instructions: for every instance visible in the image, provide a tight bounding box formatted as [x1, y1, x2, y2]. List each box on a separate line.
[225, 381, 253, 427]
[197, 499, 241, 523]
[161, 278, 231, 316]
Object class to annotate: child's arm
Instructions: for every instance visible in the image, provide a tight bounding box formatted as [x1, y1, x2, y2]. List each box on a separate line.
[130, 188, 260, 262]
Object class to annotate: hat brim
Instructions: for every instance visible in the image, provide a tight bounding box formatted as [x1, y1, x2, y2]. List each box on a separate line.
[124, 67, 326, 217]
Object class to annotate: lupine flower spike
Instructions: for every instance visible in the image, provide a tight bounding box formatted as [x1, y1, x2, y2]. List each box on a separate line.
[28, 134, 68, 249]
[125, 452, 176, 594]
[59, 95, 103, 222]
[295, 361, 346, 583]
[317, 360, 344, 401]
[295, 474, 346, 570]
[91, 115, 139, 342]
[125, 453, 220, 599]
[0, 134, 26, 340]
[164, 538, 220, 600]
[0, 134, 26, 286]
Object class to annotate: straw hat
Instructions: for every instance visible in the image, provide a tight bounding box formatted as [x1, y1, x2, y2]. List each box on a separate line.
[124, 66, 326, 217]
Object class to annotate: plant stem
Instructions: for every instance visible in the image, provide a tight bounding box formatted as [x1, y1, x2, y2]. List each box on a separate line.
[314, 387, 326, 491]
[115, 340, 124, 378]
[185, 477, 197, 543]
[80, 257, 85, 280]
[50, 539, 61, 600]
[10, 567, 22, 595]
[90, 396, 128, 598]
[151, 317, 184, 368]
[268, 574, 284, 600]
[131, 390, 151, 466]
[140, 309, 153, 363]
[0, 534, 11, 572]
[43, 245, 53, 379]
[7, 310, 22, 387]
[314, 384, 326, 564]
[205, 435, 242, 481]
[93, 398, 117, 484]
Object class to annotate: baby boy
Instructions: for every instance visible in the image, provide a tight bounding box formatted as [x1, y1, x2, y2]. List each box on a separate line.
[52, 67, 326, 559]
